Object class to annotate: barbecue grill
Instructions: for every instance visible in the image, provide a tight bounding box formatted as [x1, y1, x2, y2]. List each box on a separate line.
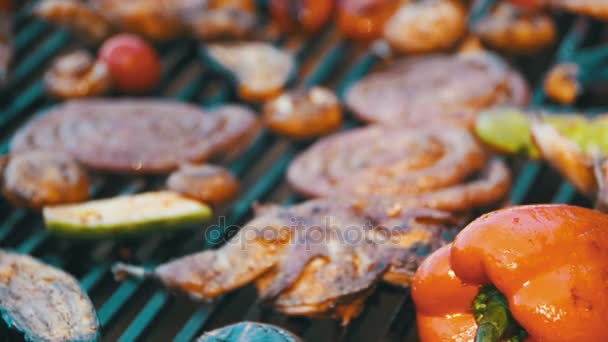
[1, 0, 607, 341]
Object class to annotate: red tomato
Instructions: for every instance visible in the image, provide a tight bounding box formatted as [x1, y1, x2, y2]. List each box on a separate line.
[99, 34, 161, 93]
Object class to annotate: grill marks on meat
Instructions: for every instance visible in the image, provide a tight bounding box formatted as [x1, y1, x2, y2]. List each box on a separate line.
[10, 100, 258, 174]
[114, 200, 457, 324]
[287, 125, 511, 213]
[0, 250, 99, 342]
[345, 52, 530, 128]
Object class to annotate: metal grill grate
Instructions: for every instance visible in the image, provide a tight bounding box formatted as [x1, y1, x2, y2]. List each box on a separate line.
[1, 1, 608, 341]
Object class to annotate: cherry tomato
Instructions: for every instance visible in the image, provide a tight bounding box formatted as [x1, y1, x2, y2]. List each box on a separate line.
[98, 34, 161, 93]
[337, 0, 399, 41]
[270, 0, 334, 33]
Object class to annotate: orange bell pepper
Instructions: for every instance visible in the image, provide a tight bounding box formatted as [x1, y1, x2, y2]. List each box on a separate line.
[412, 244, 480, 341]
[414, 204, 608, 342]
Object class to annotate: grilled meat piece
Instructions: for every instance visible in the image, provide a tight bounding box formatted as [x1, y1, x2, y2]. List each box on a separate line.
[2, 150, 90, 209]
[474, 2, 556, 55]
[197, 322, 302, 342]
[37, 0, 259, 42]
[178, 0, 257, 40]
[114, 199, 459, 324]
[345, 52, 530, 129]
[11, 99, 259, 174]
[204, 42, 295, 101]
[263, 86, 343, 139]
[544, 63, 580, 105]
[0, 250, 99, 342]
[35, 0, 112, 42]
[549, 0, 608, 21]
[0, 0, 12, 85]
[91, 0, 186, 41]
[383, 0, 468, 54]
[167, 164, 240, 205]
[287, 125, 511, 212]
[44, 50, 112, 99]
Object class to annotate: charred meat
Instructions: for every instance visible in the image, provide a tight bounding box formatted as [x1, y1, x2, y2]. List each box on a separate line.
[0, 250, 99, 342]
[114, 199, 459, 324]
[10, 99, 258, 174]
[345, 52, 530, 129]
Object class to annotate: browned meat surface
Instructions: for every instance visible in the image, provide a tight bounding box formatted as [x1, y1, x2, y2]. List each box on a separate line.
[287, 125, 511, 212]
[544, 63, 580, 105]
[204, 42, 295, 101]
[35, 0, 112, 42]
[10, 99, 258, 174]
[36, 0, 258, 42]
[474, 2, 556, 54]
[345, 52, 530, 128]
[263, 86, 343, 139]
[167, 164, 240, 205]
[550, 0, 608, 21]
[0, 250, 99, 342]
[178, 0, 257, 40]
[383, 0, 467, 54]
[91, 0, 185, 41]
[44, 50, 112, 99]
[2, 150, 90, 209]
[114, 199, 459, 324]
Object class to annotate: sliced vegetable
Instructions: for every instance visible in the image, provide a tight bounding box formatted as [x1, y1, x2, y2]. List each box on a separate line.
[0, 250, 100, 342]
[203, 42, 295, 101]
[43, 191, 212, 238]
[197, 322, 302, 342]
[475, 108, 592, 158]
[475, 108, 542, 158]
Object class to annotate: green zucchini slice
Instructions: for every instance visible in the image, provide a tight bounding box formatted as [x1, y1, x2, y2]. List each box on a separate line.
[0, 250, 100, 342]
[43, 191, 212, 238]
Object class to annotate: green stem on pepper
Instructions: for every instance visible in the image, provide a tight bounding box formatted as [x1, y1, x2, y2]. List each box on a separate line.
[473, 285, 528, 342]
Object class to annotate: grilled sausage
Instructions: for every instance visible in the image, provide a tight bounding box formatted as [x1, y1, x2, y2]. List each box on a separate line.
[11, 100, 259, 174]
[345, 52, 530, 129]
